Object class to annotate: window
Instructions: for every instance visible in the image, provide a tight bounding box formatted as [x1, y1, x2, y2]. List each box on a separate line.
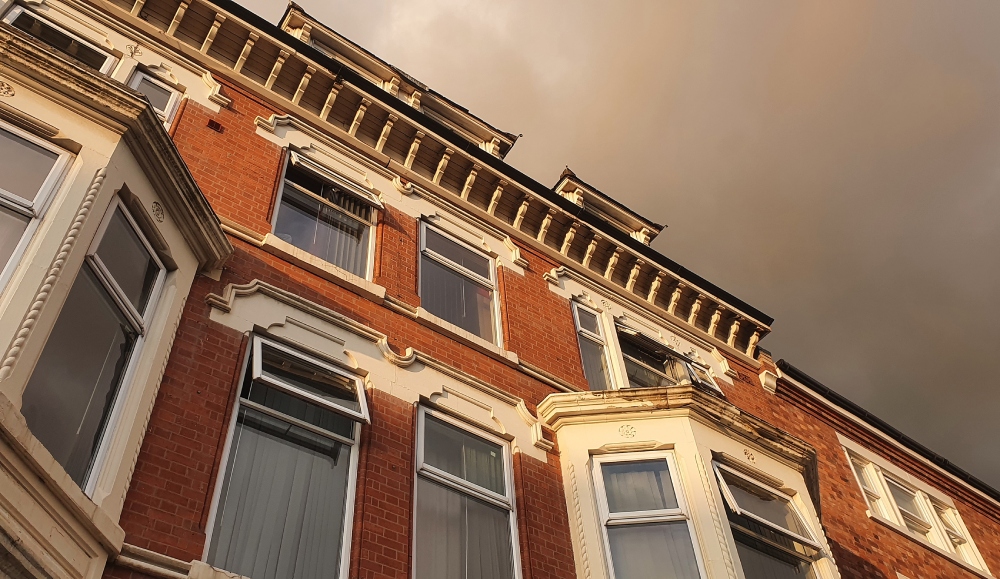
[3, 6, 117, 73]
[592, 453, 703, 579]
[20, 198, 165, 488]
[419, 224, 498, 343]
[128, 71, 181, 124]
[272, 152, 379, 278]
[573, 303, 611, 390]
[844, 449, 988, 572]
[0, 122, 71, 286]
[413, 409, 520, 579]
[715, 464, 821, 579]
[616, 327, 716, 391]
[206, 336, 368, 579]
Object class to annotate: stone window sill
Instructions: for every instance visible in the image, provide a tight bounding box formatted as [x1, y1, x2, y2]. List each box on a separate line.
[870, 514, 993, 579]
[413, 306, 519, 368]
[261, 234, 387, 304]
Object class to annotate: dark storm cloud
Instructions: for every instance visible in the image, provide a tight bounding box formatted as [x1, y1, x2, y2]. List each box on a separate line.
[239, 0, 1000, 486]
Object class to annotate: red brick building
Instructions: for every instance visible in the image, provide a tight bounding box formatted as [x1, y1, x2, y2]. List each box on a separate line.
[0, 1, 997, 579]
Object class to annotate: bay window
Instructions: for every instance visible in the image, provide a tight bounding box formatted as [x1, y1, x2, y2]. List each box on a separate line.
[206, 336, 368, 579]
[592, 453, 703, 579]
[419, 224, 498, 343]
[0, 122, 71, 289]
[21, 197, 165, 488]
[715, 464, 821, 579]
[3, 6, 117, 73]
[272, 152, 379, 278]
[573, 303, 611, 391]
[413, 409, 520, 579]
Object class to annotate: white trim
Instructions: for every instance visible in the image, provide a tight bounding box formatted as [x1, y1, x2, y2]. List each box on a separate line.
[288, 151, 382, 209]
[842, 445, 991, 574]
[572, 301, 612, 391]
[612, 323, 720, 393]
[2, 5, 118, 74]
[0, 120, 73, 293]
[203, 335, 364, 579]
[81, 196, 167, 496]
[418, 221, 503, 347]
[713, 463, 822, 550]
[251, 335, 371, 424]
[591, 451, 708, 579]
[127, 70, 182, 125]
[412, 406, 523, 579]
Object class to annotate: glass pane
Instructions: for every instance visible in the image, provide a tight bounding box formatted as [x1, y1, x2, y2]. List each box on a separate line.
[242, 380, 355, 440]
[21, 266, 137, 486]
[0, 127, 59, 203]
[851, 461, 873, 492]
[414, 477, 515, 579]
[274, 185, 371, 277]
[886, 480, 924, 520]
[135, 77, 173, 112]
[606, 522, 700, 579]
[578, 337, 611, 391]
[11, 12, 109, 70]
[575, 307, 600, 335]
[95, 208, 159, 314]
[207, 407, 351, 579]
[423, 415, 505, 495]
[624, 357, 674, 389]
[0, 205, 30, 272]
[285, 165, 374, 221]
[424, 228, 491, 279]
[733, 532, 817, 579]
[723, 472, 810, 538]
[420, 256, 495, 342]
[258, 343, 361, 415]
[602, 460, 678, 513]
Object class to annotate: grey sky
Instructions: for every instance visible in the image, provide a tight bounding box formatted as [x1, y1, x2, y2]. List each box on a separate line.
[238, 0, 1000, 487]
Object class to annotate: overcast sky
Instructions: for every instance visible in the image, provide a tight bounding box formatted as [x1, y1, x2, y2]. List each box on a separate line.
[239, 0, 1000, 488]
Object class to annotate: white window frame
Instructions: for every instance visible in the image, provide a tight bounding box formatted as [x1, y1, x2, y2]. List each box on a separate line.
[127, 70, 182, 124]
[613, 325, 719, 392]
[412, 406, 523, 579]
[271, 152, 380, 280]
[591, 451, 708, 579]
[2, 6, 118, 74]
[0, 120, 72, 292]
[82, 196, 167, 495]
[204, 335, 367, 579]
[418, 222, 502, 346]
[251, 335, 371, 425]
[714, 463, 822, 551]
[572, 301, 612, 390]
[844, 448, 990, 573]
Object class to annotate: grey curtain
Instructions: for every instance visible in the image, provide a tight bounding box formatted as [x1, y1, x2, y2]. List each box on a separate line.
[420, 256, 494, 342]
[734, 537, 816, 579]
[208, 407, 351, 579]
[414, 477, 515, 579]
[274, 185, 371, 277]
[607, 522, 701, 579]
[423, 415, 505, 494]
[578, 337, 610, 391]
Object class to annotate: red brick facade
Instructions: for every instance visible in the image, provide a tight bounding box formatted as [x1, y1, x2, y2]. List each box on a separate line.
[104, 29, 997, 579]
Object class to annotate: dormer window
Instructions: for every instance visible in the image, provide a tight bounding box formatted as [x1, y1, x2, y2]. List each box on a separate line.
[3, 7, 117, 74]
[616, 327, 717, 391]
[272, 152, 380, 279]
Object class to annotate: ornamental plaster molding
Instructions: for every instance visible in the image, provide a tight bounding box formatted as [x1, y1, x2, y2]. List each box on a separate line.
[0, 167, 106, 382]
[200, 71, 231, 107]
[567, 463, 592, 579]
[695, 454, 738, 579]
[537, 386, 816, 471]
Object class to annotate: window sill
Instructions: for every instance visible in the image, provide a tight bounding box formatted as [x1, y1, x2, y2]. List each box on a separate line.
[870, 514, 993, 579]
[413, 307, 519, 368]
[261, 234, 386, 304]
[0, 391, 125, 553]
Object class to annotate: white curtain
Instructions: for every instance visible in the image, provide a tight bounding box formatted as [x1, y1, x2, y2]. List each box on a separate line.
[208, 408, 351, 579]
[602, 461, 678, 513]
[414, 477, 515, 579]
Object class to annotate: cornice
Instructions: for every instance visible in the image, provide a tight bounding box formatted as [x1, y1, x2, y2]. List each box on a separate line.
[537, 385, 816, 471]
[0, 25, 232, 271]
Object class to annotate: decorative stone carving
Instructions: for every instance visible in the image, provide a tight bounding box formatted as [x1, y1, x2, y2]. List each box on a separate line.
[0, 81, 14, 97]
